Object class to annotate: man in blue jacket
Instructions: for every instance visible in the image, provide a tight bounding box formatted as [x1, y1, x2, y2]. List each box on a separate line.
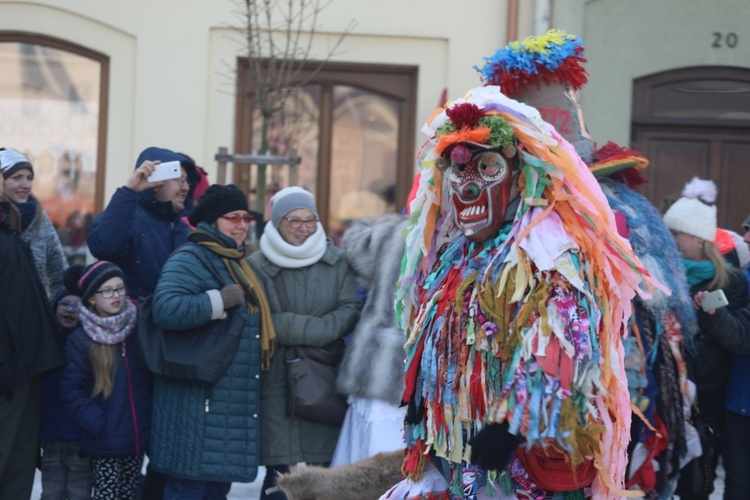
[86, 146, 199, 498]
[87, 147, 200, 300]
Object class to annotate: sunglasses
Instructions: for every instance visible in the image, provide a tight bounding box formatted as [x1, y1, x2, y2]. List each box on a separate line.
[221, 213, 253, 224]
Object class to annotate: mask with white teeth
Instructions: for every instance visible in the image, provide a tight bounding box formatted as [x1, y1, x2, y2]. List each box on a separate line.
[437, 142, 519, 242]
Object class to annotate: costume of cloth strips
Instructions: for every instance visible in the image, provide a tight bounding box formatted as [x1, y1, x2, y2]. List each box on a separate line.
[383, 81, 664, 497]
[474, 30, 697, 497]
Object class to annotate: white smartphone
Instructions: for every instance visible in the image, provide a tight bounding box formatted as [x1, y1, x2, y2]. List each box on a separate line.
[147, 161, 182, 183]
[701, 289, 729, 312]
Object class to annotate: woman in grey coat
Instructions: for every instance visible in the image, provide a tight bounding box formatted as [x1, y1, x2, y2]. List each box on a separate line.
[248, 187, 361, 500]
[0, 147, 67, 296]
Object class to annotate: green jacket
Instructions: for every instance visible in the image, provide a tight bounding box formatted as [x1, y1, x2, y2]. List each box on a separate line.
[150, 230, 263, 483]
[248, 240, 361, 465]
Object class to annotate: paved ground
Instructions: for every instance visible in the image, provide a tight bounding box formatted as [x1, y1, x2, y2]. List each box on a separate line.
[31, 463, 724, 499]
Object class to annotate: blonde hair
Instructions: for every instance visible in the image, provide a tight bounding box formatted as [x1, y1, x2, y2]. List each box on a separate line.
[90, 343, 119, 399]
[86, 298, 119, 399]
[704, 241, 733, 290]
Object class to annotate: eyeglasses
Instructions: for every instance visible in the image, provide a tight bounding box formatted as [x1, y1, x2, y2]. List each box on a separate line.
[57, 300, 79, 311]
[283, 216, 319, 229]
[170, 178, 190, 186]
[94, 285, 128, 299]
[221, 214, 253, 224]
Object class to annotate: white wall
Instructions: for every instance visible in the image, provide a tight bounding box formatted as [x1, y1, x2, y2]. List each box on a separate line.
[1, 0, 517, 200]
[581, 0, 750, 146]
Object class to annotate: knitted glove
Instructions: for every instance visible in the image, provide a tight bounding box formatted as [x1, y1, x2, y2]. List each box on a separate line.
[469, 421, 522, 471]
[220, 284, 245, 309]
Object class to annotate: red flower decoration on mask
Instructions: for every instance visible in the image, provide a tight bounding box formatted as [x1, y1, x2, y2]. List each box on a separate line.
[446, 103, 485, 130]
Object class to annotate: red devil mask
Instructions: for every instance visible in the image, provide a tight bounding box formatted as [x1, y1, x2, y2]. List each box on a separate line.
[437, 142, 519, 242]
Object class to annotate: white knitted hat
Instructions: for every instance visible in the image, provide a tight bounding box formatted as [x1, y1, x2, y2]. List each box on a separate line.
[663, 177, 717, 242]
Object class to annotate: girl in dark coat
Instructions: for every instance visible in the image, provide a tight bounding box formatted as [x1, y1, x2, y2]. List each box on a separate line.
[60, 262, 152, 500]
[664, 178, 749, 499]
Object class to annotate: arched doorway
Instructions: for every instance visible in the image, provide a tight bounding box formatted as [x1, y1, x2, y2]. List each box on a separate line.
[632, 66, 750, 231]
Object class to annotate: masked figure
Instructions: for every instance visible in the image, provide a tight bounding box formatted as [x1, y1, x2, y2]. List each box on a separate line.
[381, 85, 662, 500]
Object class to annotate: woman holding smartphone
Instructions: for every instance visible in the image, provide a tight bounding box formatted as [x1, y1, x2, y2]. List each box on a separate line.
[664, 177, 749, 499]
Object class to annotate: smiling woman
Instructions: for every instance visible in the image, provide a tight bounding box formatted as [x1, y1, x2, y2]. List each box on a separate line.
[248, 186, 362, 499]
[0, 147, 68, 295]
[146, 183, 276, 496]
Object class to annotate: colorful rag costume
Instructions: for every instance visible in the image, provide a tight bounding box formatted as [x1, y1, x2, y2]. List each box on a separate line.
[389, 83, 662, 500]
[477, 30, 696, 497]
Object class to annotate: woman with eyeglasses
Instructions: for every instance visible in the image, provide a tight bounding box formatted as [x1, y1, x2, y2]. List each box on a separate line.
[59, 261, 152, 499]
[0, 147, 68, 296]
[248, 186, 362, 500]
[148, 184, 276, 499]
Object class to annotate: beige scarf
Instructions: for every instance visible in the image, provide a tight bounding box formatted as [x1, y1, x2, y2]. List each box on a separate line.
[194, 236, 276, 370]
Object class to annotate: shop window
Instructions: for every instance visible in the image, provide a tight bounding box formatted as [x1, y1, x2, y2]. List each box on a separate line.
[0, 33, 109, 265]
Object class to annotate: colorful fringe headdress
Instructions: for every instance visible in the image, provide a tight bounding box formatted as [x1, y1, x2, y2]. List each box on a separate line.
[477, 29, 648, 183]
[475, 29, 588, 95]
[399, 85, 663, 498]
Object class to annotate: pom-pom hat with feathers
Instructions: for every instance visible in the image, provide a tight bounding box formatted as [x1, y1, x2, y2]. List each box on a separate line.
[663, 177, 717, 242]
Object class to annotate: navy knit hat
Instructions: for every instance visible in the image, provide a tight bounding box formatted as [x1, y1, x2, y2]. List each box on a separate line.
[64, 261, 126, 303]
[50, 282, 82, 314]
[269, 187, 318, 227]
[0, 147, 33, 179]
[188, 184, 249, 227]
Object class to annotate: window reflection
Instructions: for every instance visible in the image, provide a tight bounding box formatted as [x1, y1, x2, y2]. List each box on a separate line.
[0, 41, 101, 265]
[330, 85, 399, 241]
[250, 86, 320, 215]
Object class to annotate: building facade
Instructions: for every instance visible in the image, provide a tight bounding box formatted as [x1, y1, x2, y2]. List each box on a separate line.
[1, 0, 748, 258]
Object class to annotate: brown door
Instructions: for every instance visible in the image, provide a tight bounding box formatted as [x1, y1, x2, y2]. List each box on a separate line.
[632, 67, 750, 232]
[235, 61, 418, 238]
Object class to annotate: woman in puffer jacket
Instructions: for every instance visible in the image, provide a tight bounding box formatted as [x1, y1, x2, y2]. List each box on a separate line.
[149, 184, 276, 499]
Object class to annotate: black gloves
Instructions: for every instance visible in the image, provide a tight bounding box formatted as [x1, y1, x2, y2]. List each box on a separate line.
[469, 421, 522, 471]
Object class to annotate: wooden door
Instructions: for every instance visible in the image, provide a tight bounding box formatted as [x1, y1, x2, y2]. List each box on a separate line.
[632, 67, 750, 232]
[633, 126, 750, 231]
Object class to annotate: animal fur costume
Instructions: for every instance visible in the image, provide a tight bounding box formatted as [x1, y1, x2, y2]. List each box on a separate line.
[388, 85, 662, 499]
[277, 450, 403, 500]
[337, 213, 410, 404]
[477, 30, 696, 496]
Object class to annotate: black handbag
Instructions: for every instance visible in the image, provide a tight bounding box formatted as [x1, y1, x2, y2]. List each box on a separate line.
[274, 273, 348, 425]
[138, 245, 246, 385]
[675, 410, 717, 497]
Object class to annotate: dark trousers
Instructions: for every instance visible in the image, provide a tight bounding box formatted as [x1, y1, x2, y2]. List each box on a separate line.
[0, 378, 41, 499]
[260, 465, 290, 500]
[139, 464, 169, 500]
[722, 410, 750, 498]
[162, 476, 231, 500]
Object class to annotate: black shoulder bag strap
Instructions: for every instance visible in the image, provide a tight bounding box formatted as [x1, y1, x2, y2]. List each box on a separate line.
[182, 243, 230, 287]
